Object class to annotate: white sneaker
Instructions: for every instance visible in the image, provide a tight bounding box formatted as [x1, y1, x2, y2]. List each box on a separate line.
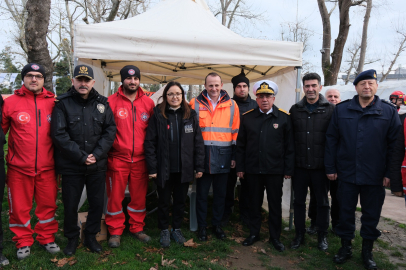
[17, 246, 31, 260]
[41, 242, 60, 254]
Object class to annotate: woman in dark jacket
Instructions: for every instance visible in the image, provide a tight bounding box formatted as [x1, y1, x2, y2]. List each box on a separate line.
[144, 81, 205, 248]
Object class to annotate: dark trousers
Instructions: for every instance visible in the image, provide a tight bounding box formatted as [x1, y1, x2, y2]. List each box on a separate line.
[196, 173, 228, 227]
[308, 179, 339, 228]
[62, 172, 106, 239]
[224, 168, 249, 220]
[293, 167, 330, 234]
[247, 174, 284, 239]
[0, 159, 5, 252]
[336, 181, 385, 241]
[156, 173, 189, 230]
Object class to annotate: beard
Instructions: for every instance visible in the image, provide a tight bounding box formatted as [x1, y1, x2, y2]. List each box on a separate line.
[123, 83, 139, 93]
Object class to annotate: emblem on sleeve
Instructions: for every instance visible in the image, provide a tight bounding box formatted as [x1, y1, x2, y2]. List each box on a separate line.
[141, 112, 149, 122]
[47, 114, 52, 123]
[117, 108, 128, 119]
[17, 112, 31, 124]
[97, 104, 105, 114]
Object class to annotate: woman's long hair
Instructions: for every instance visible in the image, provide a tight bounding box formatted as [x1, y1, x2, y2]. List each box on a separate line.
[157, 81, 191, 119]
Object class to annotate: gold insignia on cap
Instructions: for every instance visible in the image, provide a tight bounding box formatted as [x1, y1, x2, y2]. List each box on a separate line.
[374, 72, 377, 78]
[79, 66, 88, 74]
[256, 82, 275, 95]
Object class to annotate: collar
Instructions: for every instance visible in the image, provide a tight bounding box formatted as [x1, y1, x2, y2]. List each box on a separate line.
[259, 107, 273, 114]
[207, 94, 221, 103]
[347, 95, 382, 114]
[296, 93, 330, 108]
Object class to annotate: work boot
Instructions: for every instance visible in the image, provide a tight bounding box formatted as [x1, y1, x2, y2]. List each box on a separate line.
[317, 232, 328, 252]
[84, 236, 102, 253]
[270, 238, 285, 252]
[306, 222, 318, 235]
[63, 237, 79, 256]
[132, 231, 151, 243]
[212, 225, 226, 240]
[362, 239, 377, 270]
[108, 235, 121, 248]
[333, 239, 352, 264]
[16, 246, 31, 260]
[171, 229, 186, 244]
[160, 229, 170, 248]
[0, 253, 9, 266]
[40, 242, 60, 254]
[290, 232, 305, 249]
[198, 227, 207, 241]
[242, 235, 260, 246]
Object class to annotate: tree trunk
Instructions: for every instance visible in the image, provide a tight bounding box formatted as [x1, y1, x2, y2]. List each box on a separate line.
[317, 0, 332, 84]
[357, 0, 372, 74]
[25, 0, 53, 91]
[106, 0, 122, 22]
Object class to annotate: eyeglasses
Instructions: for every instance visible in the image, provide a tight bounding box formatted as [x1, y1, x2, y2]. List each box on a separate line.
[25, 74, 44, 79]
[167, 93, 183, 97]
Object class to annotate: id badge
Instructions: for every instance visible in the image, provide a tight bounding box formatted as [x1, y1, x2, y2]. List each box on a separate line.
[185, 124, 193, 133]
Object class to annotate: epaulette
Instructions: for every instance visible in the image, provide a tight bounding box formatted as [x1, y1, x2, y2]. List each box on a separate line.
[278, 108, 290, 115]
[97, 95, 108, 104]
[55, 92, 71, 101]
[336, 99, 351, 106]
[381, 99, 396, 108]
[242, 109, 254, 115]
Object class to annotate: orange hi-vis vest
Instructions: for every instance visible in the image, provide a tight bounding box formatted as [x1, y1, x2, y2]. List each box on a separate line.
[190, 90, 240, 174]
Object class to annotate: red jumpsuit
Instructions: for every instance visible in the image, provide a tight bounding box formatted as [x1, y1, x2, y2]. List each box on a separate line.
[2, 86, 58, 248]
[106, 86, 155, 235]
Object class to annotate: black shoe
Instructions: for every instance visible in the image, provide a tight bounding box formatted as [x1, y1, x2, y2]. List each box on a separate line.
[198, 227, 207, 241]
[242, 235, 259, 246]
[333, 239, 352, 264]
[84, 236, 102, 253]
[63, 237, 79, 256]
[220, 214, 230, 227]
[290, 232, 305, 249]
[270, 238, 285, 252]
[362, 239, 377, 270]
[306, 223, 318, 235]
[212, 225, 226, 240]
[317, 232, 328, 252]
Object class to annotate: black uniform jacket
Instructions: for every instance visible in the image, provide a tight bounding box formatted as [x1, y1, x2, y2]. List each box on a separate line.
[51, 87, 117, 175]
[144, 106, 205, 188]
[289, 94, 334, 170]
[233, 94, 258, 115]
[236, 105, 294, 176]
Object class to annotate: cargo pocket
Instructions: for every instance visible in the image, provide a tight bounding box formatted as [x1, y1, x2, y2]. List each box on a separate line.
[68, 115, 82, 136]
[218, 147, 232, 171]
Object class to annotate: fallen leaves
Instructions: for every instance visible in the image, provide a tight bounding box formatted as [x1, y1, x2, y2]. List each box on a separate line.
[161, 255, 178, 268]
[229, 235, 245, 243]
[143, 246, 164, 255]
[183, 238, 201, 248]
[150, 263, 159, 270]
[50, 257, 77, 267]
[182, 260, 192, 267]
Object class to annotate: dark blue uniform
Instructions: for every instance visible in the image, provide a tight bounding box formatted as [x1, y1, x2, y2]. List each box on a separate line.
[325, 95, 401, 240]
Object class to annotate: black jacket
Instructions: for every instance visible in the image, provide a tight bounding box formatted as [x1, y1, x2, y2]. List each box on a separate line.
[289, 94, 335, 169]
[233, 94, 258, 115]
[236, 106, 294, 176]
[144, 105, 205, 188]
[51, 87, 117, 175]
[389, 109, 406, 193]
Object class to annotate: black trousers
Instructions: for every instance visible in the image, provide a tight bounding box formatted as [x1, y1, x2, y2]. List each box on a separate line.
[157, 173, 189, 230]
[247, 174, 284, 239]
[308, 179, 339, 228]
[293, 167, 330, 234]
[0, 159, 5, 252]
[336, 181, 385, 241]
[196, 173, 228, 227]
[62, 171, 106, 239]
[224, 168, 249, 220]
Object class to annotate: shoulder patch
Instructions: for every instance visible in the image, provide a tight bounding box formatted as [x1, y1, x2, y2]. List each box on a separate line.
[278, 108, 290, 115]
[242, 109, 254, 115]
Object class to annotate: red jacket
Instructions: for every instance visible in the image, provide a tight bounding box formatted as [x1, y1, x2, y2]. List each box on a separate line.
[2, 85, 55, 176]
[108, 86, 155, 163]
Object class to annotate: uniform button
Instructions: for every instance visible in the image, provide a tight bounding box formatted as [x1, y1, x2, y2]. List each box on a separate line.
[308, 148, 310, 150]
[261, 131, 262, 133]
[84, 107, 85, 109]
[308, 116, 310, 118]
[358, 130, 361, 132]
[84, 123, 87, 125]
[85, 141, 87, 143]
[308, 165, 310, 167]
[307, 132, 309, 134]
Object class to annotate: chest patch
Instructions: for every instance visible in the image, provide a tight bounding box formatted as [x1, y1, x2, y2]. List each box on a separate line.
[17, 112, 31, 124]
[47, 114, 52, 123]
[97, 104, 105, 114]
[117, 108, 128, 119]
[199, 106, 208, 111]
[273, 123, 279, 129]
[141, 112, 149, 122]
[185, 124, 193, 133]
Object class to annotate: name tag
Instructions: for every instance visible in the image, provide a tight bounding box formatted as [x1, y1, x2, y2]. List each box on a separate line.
[199, 106, 208, 111]
[185, 124, 193, 133]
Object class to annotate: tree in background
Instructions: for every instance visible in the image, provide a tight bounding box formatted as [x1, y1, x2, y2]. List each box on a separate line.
[54, 52, 71, 96]
[0, 47, 22, 94]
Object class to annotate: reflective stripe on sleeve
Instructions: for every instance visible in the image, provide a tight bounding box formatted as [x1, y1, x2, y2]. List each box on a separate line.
[9, 220, 30, 228]
[127, 206, 146, 213]
[231, 129, 239, 134]
[229, 100, 235, 128]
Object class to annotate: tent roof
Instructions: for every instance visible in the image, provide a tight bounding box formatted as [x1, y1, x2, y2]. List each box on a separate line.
[74, 0, 303, 84]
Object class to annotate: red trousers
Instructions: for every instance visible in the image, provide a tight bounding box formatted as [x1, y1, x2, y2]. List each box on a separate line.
[7, 169, 58, 248]
[105, 158, 148, 235]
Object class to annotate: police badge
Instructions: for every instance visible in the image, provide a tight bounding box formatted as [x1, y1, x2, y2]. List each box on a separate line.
[273, 123, 278, 129]
[97, 104, 105, 113]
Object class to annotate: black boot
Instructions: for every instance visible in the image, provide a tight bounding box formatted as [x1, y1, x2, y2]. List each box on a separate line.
[290, 232, 305, 249]
[333, 239, 352, 264]
[362, 239, 377, 270]
[63, 237, 79, 256]
[306, 222, 318, 235]
[317, 232, 328, 252]
[84, 236, 102, 253]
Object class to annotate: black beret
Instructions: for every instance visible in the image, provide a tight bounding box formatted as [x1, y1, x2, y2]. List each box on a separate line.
[21, 63, 46, 80]
[120, 65, 141, 83]
[231, 69, 249, 90]
[353, 69, 377, 85]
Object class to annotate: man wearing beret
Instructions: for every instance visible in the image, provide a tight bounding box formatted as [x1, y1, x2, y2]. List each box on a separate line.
[51, 65, 116, 255]
[325, 69, 401, 269]
[289, 73, 334, 252]
[2, 63, 59, 259]
[105, 65, 155, 247]
[222, 70, 258, 227]
[236, 80, 294, 251]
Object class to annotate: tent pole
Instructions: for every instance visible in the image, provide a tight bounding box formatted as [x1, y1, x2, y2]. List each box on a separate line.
[289, 66, 302, 231]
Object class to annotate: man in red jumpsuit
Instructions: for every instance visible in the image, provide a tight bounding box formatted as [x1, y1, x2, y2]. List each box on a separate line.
[2, 63, 59, 260]
[106, 65, 155, 247]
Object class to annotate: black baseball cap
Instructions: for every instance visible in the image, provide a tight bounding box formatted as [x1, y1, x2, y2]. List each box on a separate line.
[73, 65, 94, 80]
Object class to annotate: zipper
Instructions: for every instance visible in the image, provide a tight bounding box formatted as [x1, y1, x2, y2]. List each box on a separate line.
[131, 102, 136, 163]
[34, 95, 38, 175]
[175, 113, 180, 172]
[38, 109, 41, 126]
[170, 122, 173, 142]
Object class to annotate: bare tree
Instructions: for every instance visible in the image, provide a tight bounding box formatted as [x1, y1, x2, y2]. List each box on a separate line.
[380, 26, 406, 82]
[317, 0, 365, 86]
[357, 0, 372, 73]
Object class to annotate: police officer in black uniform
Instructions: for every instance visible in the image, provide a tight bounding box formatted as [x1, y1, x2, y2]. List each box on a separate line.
[325, 69, 401, 269]
[236, 80, 294, 252]
[51, 65, 116, 256]
[222, 70, 258, 226]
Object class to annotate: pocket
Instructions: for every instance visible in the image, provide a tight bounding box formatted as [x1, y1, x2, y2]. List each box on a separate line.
[373, 117, 389, 129]
[217, 147, 232, 170]
[68, 115, 82, 136]
[93, 117, 103, 135]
